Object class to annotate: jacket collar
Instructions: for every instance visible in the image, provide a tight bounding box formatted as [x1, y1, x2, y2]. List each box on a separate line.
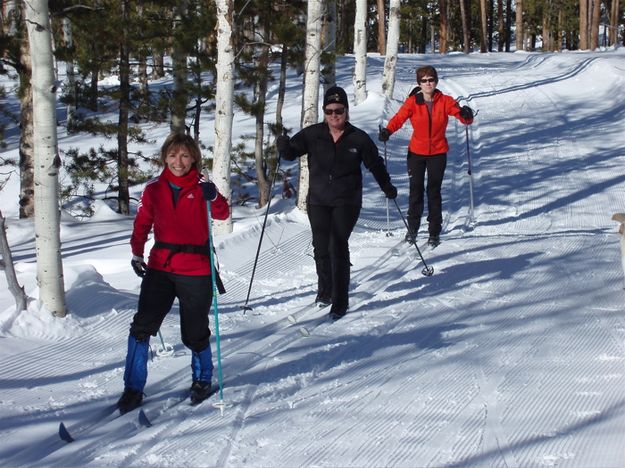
[411, 87, 442, 105]
[161, 166, 200, 189]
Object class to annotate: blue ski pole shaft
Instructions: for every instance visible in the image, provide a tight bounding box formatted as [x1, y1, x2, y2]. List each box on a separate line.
[207, 199, 225, 402]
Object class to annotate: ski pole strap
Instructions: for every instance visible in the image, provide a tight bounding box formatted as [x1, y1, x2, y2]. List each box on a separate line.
[214, 271, 226, 294]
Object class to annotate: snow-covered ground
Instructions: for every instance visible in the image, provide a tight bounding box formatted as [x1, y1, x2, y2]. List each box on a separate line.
[1, 49, 624, 467]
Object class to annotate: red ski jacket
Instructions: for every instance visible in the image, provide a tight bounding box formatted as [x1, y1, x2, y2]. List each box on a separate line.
[386, 88, 473, 156]
[131, 167, 229, 276]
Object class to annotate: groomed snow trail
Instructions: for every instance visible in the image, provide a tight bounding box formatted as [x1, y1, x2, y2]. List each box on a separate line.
[1, 51, 624, 467]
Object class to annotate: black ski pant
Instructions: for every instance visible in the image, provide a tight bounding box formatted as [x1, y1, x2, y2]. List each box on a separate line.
[308, 203, 361, 316]
[130, 269, 212, 352]
[407, 152, 447, 238]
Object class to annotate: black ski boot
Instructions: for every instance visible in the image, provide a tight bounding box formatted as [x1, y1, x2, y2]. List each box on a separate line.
[315, 294, 332, 308]
[427, 236, 440, 248]
[404, 230, 418, 244]
[190, 380, 213, 405]
[117, 388, 143, 414]
[328, 311, 345, 321]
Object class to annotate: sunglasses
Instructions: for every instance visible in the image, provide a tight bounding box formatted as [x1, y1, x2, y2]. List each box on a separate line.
[323, 107, 346, 115]
[419, 78, 436, 84]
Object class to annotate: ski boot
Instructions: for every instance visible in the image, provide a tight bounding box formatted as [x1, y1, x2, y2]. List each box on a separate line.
[427, 236, 440, 248]
[190, 380, 213, 405]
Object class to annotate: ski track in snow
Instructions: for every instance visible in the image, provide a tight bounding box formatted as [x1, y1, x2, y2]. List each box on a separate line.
[1, 51, 625, 466]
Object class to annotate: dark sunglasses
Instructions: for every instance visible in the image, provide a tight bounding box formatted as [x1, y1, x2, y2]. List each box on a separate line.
[323, 107, 346, 115]
[419, 78, 436, 84]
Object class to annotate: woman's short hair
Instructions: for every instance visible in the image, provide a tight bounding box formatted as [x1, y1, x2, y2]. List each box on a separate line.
[160, 132, 202, 172]
[416, 66, 438, 83]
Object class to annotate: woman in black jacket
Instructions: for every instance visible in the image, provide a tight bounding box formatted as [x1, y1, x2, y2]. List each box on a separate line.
[277, 86, 397, 320]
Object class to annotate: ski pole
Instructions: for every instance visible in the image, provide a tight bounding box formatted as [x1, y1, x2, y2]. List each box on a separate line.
[465, 124, 475, 223]
[241, 129, 286, 313]
[379, 125, 392, 237]
[392, 199, 434, 276]
[155, 330, 174, 357]
[207, 197, 226, 412]
[158, 330, 167, 348]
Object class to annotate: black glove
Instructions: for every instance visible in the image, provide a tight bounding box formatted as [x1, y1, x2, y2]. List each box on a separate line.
[378, 128, 391, 142]
[199, 180, 218, 201]
[276, 134, 290, 157]
[459, 105, 474, 121]
[131, 255, 147, 277]
[382, 182, 397, 200]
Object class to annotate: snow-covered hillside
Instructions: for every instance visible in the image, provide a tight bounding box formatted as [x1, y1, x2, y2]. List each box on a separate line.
[1, 49, 624, 467]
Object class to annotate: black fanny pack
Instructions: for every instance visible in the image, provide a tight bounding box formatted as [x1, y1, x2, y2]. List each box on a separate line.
[154, 241, 226, 294]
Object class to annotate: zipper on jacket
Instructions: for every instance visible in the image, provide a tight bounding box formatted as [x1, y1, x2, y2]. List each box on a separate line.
[428, 108, 433, 154]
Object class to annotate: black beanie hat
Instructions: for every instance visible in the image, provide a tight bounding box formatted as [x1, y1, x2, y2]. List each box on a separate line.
[323, 86, 348, 109]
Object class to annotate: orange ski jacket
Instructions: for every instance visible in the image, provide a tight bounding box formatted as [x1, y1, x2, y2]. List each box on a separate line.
[386, 87, 473, 156]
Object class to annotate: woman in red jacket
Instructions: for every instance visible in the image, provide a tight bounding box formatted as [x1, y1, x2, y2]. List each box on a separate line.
[379, 65, 474, 247]
[117, 132, 229, 413]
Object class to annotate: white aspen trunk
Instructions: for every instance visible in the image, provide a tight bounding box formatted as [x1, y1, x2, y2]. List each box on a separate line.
[297, 0, 323, 212]
[353, 0, 367, 105]
[212, 0, 235, 234]
[61, 17, 76, 131]
[19, 33, 35, 219]
[0, 209, 28, 312]
[382, 0, 401, 99]
[24, 0, 66, 317]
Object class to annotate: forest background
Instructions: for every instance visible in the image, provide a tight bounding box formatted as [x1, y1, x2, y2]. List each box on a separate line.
[0, 0, 623, 317]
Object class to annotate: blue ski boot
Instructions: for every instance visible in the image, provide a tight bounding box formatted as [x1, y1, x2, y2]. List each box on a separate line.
[117, 335, 149, 414]
[190, 346, 214, 404]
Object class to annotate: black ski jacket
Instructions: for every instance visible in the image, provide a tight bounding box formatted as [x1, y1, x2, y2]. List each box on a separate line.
[282, 122, 392, 207]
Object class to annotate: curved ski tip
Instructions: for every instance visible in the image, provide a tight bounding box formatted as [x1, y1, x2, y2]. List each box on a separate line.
[59, 422, 74, 442]
[299, 327, 310, 337]
[287, 314, 297, 324]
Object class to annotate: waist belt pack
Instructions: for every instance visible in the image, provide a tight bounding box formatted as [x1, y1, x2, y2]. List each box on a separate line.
[154, 241, 226, 294]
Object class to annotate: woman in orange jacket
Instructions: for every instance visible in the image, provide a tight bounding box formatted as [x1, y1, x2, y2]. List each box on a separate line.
[379, 65, 474, 247]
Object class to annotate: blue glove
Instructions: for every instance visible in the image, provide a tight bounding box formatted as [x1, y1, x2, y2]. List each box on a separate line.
[131, 255, 147, 277]
[199, 180, 218, 201]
